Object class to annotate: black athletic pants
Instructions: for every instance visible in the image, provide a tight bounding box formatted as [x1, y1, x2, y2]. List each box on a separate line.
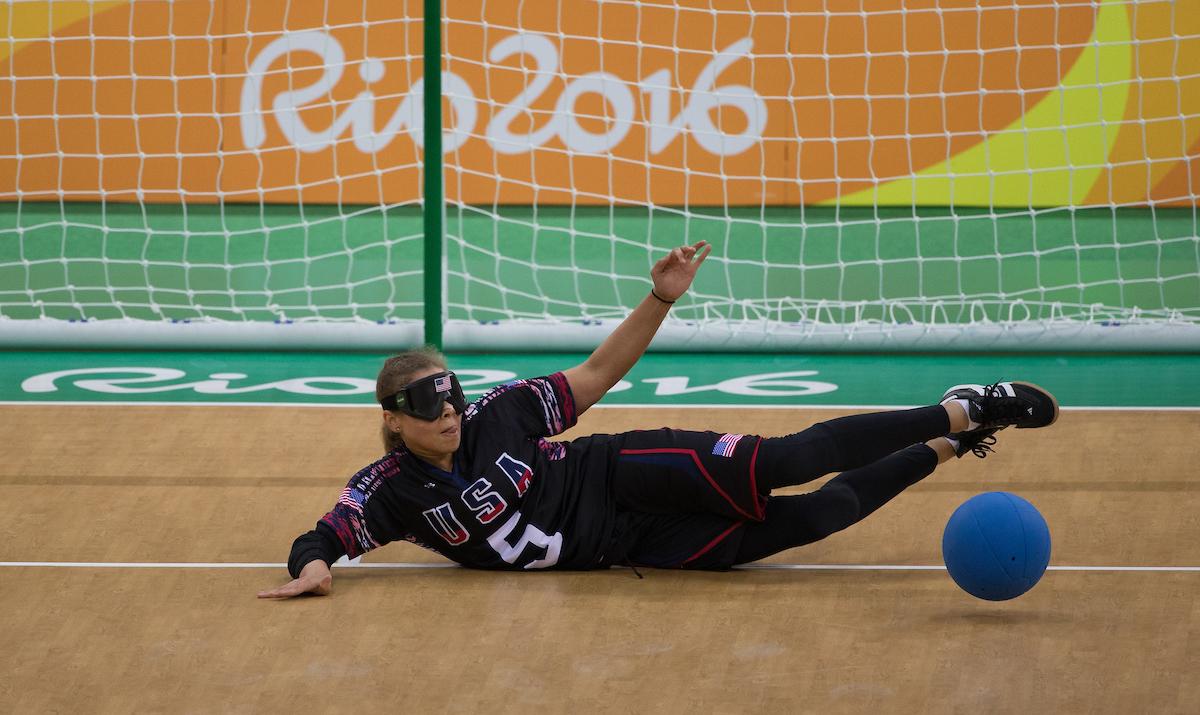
[732, 405, 948, 564]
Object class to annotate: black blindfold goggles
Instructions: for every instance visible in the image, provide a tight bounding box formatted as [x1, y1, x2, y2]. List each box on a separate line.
[380, 371, 467, 421]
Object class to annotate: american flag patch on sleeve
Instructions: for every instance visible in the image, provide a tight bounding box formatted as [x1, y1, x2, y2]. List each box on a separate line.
[712, 433, 744, 457]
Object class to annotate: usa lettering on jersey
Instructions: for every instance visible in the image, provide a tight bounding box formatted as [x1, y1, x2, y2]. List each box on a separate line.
[422, 503, 470, 545]
[495, 453, 533, 495]
[421, 452, 535, 544]
[461, 477, 507, 524]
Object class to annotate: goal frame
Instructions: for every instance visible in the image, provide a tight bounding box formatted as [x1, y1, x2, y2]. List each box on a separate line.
[1, 0, 1197, 353]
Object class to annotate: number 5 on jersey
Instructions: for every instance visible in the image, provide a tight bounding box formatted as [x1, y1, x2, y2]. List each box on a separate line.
[487, 453, 559, 568]
[487, 511, 562, 569]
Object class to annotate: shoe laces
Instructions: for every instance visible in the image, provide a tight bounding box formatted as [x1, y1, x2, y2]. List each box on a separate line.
[967, 432, 998, 459]
[978, 381, 1028, 424]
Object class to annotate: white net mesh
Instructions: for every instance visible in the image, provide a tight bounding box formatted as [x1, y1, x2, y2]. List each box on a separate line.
[1, 0, 1198, 350]
[1, 1, 426, 346]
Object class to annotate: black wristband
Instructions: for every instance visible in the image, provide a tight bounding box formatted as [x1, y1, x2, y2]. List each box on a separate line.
[650, 289, 676, 305]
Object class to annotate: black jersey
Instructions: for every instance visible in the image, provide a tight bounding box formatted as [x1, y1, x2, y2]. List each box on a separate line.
[298, 373, 621, 572]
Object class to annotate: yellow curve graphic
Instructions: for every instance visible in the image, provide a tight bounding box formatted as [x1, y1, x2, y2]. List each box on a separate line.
[1, 1, 125, 64]
[830, 0, 1132, 208]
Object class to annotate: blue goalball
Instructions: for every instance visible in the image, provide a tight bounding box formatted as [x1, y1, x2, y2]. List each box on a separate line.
[942, 491, 1051, 601]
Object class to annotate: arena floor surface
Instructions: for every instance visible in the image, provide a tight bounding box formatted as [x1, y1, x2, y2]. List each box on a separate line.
[1, 352, 1198, 713]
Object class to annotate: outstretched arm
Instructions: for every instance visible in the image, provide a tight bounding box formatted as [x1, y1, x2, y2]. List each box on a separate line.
[258, 466, 402, 600]
[564, 240, 711, 413]
[257, 522, 346, 599]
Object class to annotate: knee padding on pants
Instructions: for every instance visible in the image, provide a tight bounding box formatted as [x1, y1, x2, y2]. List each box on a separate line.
[806, 480, 861, 538]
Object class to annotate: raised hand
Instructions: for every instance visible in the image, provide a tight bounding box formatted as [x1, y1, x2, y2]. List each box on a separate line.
[650, 240, 711, 302]
[257, 559, 333, 599]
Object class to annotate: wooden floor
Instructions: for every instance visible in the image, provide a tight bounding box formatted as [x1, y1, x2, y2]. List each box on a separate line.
[1, 404, 1198, 713]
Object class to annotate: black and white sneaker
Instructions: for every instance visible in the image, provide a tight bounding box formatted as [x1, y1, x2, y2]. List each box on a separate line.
[941, 382, 1059, 459]
[941, 381, 1060, 431]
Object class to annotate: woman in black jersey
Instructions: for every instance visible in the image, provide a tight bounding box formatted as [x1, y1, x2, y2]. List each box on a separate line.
[259, 240, 1058, 599]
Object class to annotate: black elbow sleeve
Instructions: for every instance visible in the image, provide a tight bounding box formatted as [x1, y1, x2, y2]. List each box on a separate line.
[286, 524, 346, 578]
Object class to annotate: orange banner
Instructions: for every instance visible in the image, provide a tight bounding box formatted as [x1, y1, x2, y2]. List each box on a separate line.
[1, 0, 1197, 206]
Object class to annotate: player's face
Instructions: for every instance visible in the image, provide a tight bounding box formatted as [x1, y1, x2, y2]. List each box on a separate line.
[384, 366, 463, 460]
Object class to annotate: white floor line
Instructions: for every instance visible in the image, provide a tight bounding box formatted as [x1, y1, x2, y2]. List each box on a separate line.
[0, 561, 453, 569]
[2, 561, 1198, 572]
[741, 564, 1200, 572]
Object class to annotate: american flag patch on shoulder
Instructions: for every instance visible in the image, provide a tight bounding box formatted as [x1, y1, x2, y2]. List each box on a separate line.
[712, 433, 744, 457]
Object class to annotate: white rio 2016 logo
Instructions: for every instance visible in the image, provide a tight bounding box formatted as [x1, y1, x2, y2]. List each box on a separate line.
[239, 31, 767, 157]
[21, 368, 837, 398]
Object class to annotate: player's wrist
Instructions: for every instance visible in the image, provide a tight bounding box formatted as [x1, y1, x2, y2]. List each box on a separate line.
[650, 288, 676, 305]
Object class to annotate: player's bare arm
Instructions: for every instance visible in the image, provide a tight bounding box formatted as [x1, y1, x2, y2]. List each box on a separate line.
[564, 240, 711, 413]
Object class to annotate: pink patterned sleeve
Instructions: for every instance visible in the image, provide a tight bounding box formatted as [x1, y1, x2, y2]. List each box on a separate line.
[463, 372, 578, 437]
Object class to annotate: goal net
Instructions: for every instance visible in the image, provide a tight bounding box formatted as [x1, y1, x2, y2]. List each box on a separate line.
[2, 0, 1198, 350]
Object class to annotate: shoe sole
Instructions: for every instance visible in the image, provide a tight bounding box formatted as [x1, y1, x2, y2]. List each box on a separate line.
[1010, 380, 1060, 428]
